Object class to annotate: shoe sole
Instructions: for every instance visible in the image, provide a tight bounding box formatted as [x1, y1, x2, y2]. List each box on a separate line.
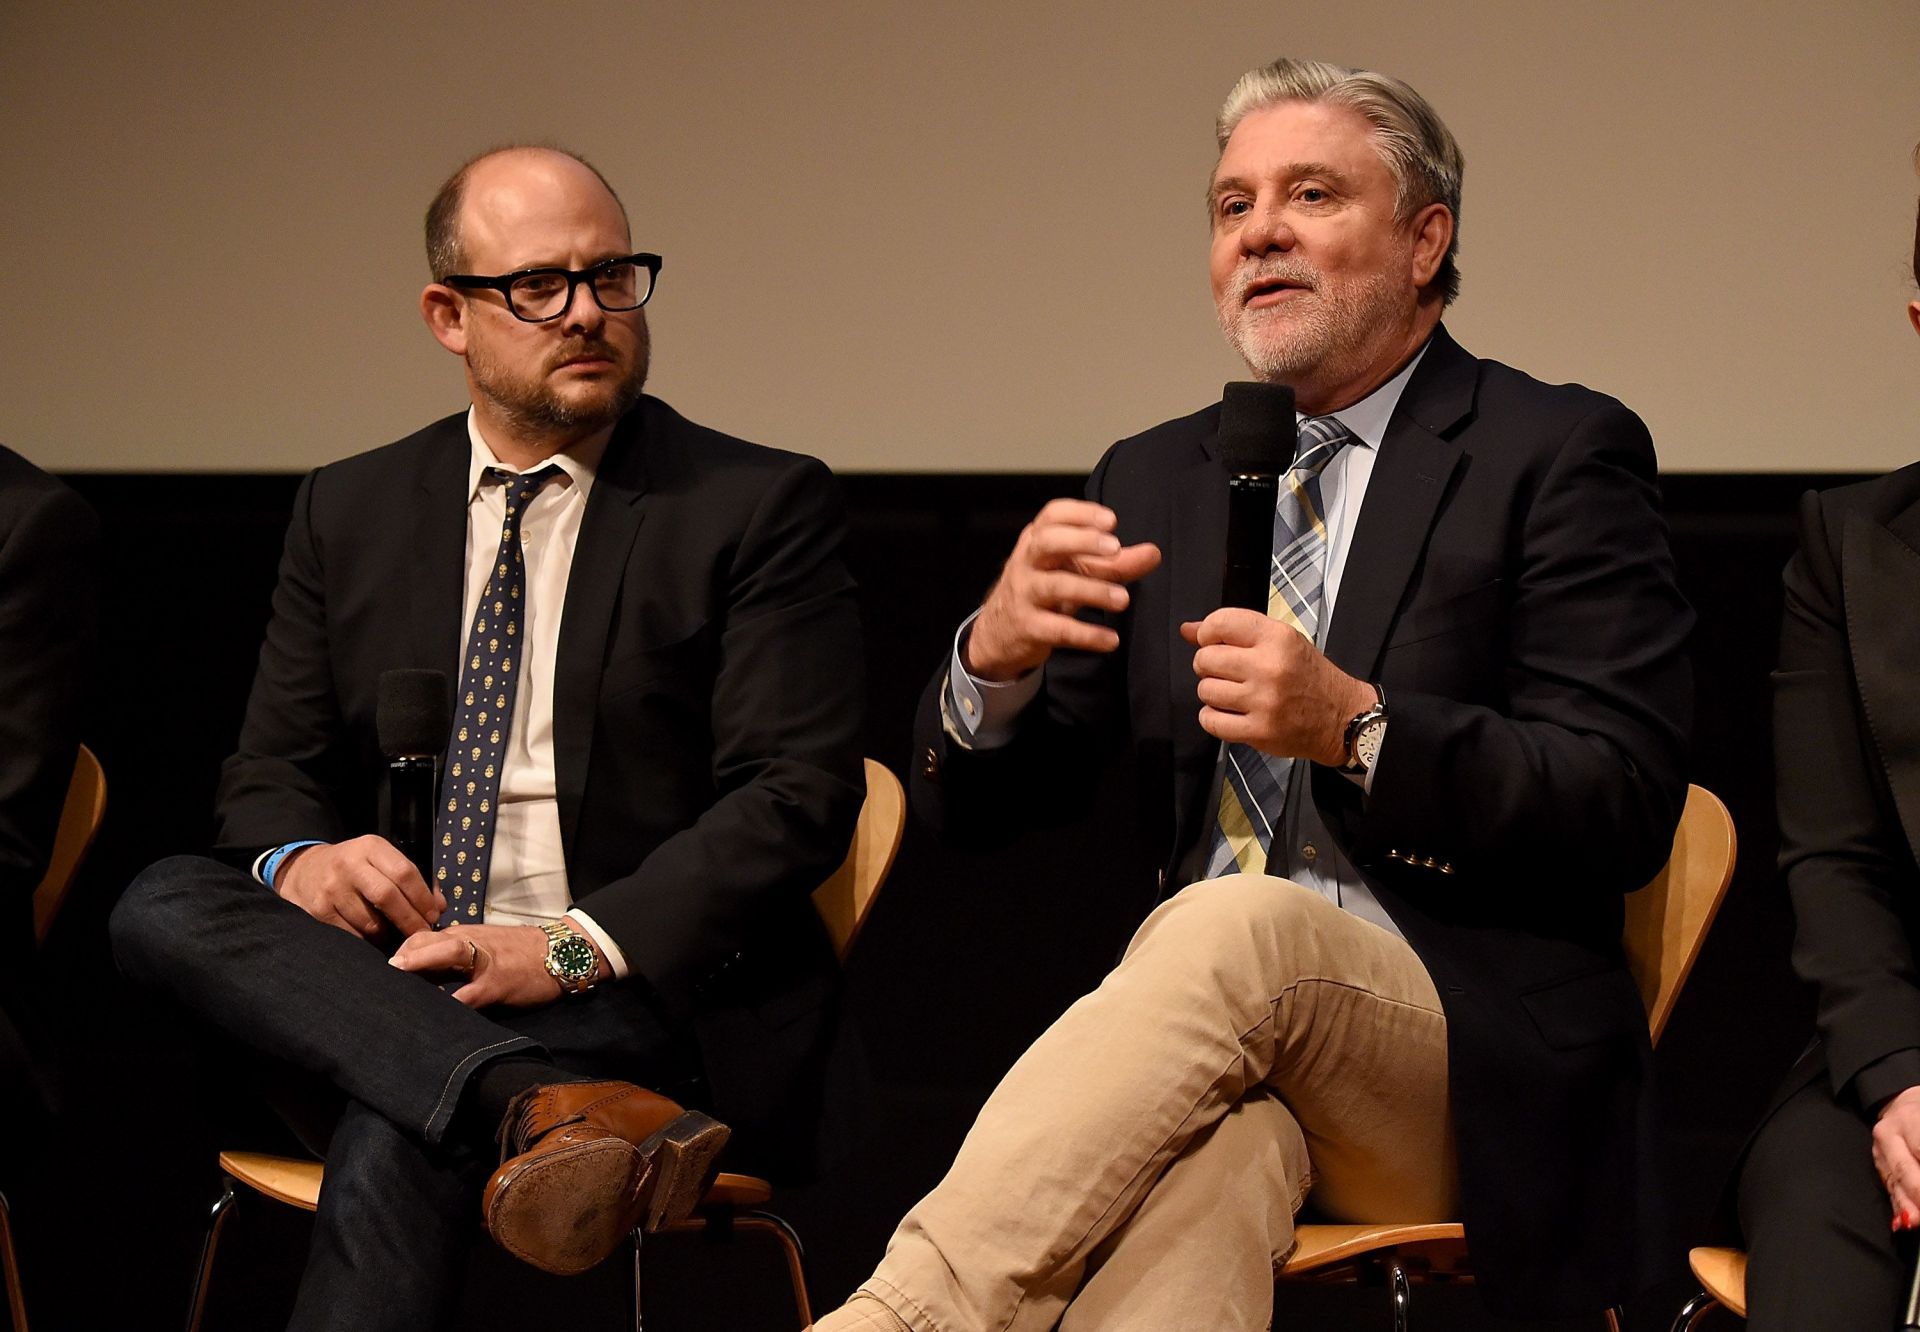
[484, 1110, 730, 1275]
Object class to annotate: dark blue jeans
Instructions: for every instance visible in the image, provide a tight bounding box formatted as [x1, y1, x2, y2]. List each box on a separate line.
[110, 855, 699, 1330]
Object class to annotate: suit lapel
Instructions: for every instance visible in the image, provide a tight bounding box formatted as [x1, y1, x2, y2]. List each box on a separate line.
[1844, 503, 1920, 858]
[1167, 416, 1228, 869]
[408, 423, 470, 682]
[1321, 328, 1473, 679]
[553, 411, 651, 857]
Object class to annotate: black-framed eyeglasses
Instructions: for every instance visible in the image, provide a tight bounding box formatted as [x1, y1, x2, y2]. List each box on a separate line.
[442, 252, 662, 323]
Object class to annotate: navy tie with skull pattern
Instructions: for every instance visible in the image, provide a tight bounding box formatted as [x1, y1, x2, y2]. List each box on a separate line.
[433, 463, 563, 925]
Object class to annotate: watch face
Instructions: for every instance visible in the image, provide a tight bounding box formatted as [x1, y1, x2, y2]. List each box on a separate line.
[1356, 717, 1386, 769]
[550, 935, 598, 982]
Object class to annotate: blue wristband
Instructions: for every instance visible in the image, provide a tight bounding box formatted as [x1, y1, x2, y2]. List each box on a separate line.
[262, 840, 326, 889]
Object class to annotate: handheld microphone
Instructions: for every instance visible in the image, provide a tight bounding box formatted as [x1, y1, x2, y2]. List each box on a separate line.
[1905, 1238, 1920, 1327]
[1218, 381, 1297, 612]
[377, 669, 451, 885]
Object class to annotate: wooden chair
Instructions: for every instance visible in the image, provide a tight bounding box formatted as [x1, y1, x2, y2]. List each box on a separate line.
[185, 757, 907, 1332]
[1273, 784, 1739, 1332]
[1671, 1247, 1746, 1328]
[2, 745, 108, 1332]
[29, 744, 108, 947]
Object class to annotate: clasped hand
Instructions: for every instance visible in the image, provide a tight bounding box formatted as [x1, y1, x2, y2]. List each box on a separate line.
[276, 833, 567, 1007]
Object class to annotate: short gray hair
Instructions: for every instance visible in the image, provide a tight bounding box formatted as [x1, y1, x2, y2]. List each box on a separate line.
[1215, 58, 1464, 305]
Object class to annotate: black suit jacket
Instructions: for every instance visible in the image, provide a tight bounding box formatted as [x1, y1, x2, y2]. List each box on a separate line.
[0, 445, 98, 965]
[1758, 464, 1920, 1127]
[912, 327, 1694, 1314]
[215, 397, 867, 1178]
[0, 444, 98, 1125]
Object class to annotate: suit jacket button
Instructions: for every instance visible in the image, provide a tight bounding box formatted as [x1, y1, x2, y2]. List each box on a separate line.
[922, 747, 940, 781]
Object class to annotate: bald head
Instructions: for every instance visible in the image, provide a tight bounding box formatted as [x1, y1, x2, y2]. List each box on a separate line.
[425, 145, 628, 280]
[417, 144, 650, 461]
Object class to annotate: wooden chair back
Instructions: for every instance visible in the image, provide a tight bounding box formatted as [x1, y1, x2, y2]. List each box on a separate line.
[811, 758, 906, 962]
[1280, 783, 1739, 1297]
[32, 744, 107, 946]
[1620, 784, 1737, 1048]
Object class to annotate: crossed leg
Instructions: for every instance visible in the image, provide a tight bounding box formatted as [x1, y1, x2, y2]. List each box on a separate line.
[831, 873, 1452, 1332]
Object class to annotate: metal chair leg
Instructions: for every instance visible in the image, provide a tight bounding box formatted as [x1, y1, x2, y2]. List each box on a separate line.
[1387, 1257, 1411, 1332]
[1671, 1290, 1721, 1331]
[630, 1228, 644, 1332]
[737, 1211, 812, 1326]
[0, 1190, 28, 1332]
[184, 1179, 238, 1332]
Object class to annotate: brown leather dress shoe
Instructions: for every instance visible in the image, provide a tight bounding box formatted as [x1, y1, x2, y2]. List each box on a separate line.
[481, 1080, 730, 1275]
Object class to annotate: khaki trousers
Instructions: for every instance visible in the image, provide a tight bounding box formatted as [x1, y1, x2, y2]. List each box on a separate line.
[864, 874, 1455, 1332]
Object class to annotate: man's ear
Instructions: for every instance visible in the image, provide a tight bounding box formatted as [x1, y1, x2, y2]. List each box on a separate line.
[1908, 299, 1920, 340]
[422, 284, 469, 356]
[1408, 203, 1454, 290]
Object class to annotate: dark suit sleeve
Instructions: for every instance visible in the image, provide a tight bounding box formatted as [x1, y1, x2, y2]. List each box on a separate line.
[1357, 400, 1692, 892]
[1774, 490, 1920, 1099]
[909, 454, 1133, 849]
[213, 470, 353, 863]
[572, 458, 865, 1012]
[0, 484, 98, 914]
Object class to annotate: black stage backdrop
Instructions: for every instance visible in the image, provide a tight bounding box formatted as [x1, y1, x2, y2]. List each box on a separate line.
[4, 471, 1828, 1330]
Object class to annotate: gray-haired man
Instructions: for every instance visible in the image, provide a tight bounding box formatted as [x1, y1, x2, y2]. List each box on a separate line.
[819, 56, 1690, 1331]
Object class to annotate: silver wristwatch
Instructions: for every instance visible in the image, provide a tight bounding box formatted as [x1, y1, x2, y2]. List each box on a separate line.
[1341, 684, 1389, 776]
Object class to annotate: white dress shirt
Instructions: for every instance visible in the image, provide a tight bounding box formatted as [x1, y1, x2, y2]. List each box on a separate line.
[946, 344, 1430, 936]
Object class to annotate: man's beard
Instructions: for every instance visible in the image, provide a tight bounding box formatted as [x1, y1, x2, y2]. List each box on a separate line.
[468, 325, 651, 437]
[1216, 259, 1405, 386]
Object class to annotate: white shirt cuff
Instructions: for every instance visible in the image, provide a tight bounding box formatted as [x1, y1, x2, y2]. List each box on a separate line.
[564, 908, 630, 980]
[947, 610, 1042, 750]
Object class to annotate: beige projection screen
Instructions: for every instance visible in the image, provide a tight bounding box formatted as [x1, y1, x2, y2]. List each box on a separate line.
[3, 1, 1917, 475]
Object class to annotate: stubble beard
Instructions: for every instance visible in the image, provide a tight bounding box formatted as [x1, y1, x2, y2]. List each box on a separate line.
[468, 323, 652, 438]
[1216, 260, 1406, 389]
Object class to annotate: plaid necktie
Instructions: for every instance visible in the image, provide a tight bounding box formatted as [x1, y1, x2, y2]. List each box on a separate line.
[433, 464, 563, 924]
[1205, 416, 1354, 878]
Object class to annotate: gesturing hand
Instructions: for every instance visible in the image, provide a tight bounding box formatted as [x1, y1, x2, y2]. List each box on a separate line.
[1874, 1085, 1920, 1229]
[389, 923, 597, 1009]
[965, 499, 1161, 682]
[1181, 609, 1376, 766]
[276, 835, 445, 940]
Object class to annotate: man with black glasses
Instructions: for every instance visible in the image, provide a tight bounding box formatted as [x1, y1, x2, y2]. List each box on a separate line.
[110, 146, 865, 1327]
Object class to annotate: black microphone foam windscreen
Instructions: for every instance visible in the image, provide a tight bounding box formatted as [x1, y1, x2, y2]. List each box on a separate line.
[1218, 381, 1297, 476]
[377, 669, 451, 759]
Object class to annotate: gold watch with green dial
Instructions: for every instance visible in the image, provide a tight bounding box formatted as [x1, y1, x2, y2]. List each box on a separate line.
[541, 920, 601, 995]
